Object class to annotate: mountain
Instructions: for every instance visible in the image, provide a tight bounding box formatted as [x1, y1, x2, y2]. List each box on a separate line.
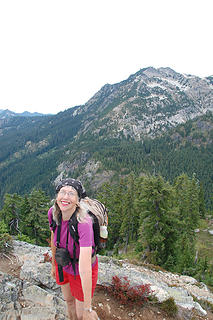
[0, 109, 47, 119]
[0, 67, 212, 207]
[73, 67, 213, 139]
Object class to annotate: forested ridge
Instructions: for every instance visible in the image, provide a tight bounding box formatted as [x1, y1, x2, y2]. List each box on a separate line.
[69, 112, 213, 208]
[0, 67, 212, 210]
[0, 112, 212, 209]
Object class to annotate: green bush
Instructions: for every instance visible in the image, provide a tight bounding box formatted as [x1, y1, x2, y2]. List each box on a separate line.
[0, 220, 8, 233]
[0, 220, 13, 253]
[0, 233, 13, 253]
[16, 233, 36, 244]
[159, 297, 178, 316]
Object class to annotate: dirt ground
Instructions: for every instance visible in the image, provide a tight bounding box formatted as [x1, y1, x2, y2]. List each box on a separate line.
[1, 253, 213, 320]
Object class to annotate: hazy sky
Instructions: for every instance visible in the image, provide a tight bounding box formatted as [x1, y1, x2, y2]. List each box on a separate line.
[0, 0, 212, 114]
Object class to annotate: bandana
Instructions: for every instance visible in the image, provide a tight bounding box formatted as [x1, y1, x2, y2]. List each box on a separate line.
[55, 178, 86, 199]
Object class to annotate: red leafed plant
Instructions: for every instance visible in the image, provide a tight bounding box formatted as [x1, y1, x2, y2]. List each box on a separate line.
[107, 275, 153, 305]
[46, 238, 51, 246]
[42, 252, 52, 263]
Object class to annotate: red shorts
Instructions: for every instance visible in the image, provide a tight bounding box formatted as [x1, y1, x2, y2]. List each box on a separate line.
[55, 261, 98, 301]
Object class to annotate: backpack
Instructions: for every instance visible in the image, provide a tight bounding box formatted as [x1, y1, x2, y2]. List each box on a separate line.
[80, 197, 108, 249]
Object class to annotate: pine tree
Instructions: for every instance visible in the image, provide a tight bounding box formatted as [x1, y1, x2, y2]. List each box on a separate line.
[119, 173, 138, 252]
[198, 182, 206, 218]
[0, 193, 23, 234]
[98, 180, 126, 249]
[24, 189, 50, 245]
[173, 174, 200, 273]
[138, 175, 178, 267]
[175, 233, 196, 274]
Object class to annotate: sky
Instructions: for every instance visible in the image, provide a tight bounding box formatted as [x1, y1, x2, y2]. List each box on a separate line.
[0, 0, 212, 115]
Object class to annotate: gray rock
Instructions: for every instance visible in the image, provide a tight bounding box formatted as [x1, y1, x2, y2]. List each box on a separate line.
[1, 240, 213, 319]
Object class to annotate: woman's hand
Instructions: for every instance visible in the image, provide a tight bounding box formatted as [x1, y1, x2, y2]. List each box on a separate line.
[83, 309, 99, 320]
[51, 264, 56, 279]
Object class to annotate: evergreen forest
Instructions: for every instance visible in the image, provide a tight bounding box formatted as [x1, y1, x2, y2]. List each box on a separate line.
[0, 112, 212, 210]
[0, 172, 213, 289]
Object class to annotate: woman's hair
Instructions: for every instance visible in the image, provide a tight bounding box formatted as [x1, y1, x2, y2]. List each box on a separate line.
[52, 198, 88, 224]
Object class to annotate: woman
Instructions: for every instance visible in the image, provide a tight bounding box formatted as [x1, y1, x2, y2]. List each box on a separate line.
[48, 178, 99, 320]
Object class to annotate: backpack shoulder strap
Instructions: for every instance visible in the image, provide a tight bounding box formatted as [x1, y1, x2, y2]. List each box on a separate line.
[68, 209, 79, 244]
[68, 209, 79, 276]
[56, 214, 62, 247]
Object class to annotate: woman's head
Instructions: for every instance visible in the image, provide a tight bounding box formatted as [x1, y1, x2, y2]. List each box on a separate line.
[56, 178, 86, 199]
[54, 178, 87, 221]
[56, 185, 79, 214]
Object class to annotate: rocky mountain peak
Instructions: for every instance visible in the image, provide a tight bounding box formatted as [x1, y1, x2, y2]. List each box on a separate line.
[73, 67, 213, 141]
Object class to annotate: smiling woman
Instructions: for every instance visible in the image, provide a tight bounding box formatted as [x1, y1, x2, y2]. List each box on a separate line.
[48, 178, 99, 320]
[57, 186, 79, 219]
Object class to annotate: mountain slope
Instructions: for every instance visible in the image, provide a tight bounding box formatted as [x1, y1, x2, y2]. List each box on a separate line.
[0, 67, 212, 207]
[73, 67, 213, 140]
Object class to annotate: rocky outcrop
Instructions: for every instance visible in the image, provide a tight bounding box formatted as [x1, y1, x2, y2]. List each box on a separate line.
[0, 240, 213, 319]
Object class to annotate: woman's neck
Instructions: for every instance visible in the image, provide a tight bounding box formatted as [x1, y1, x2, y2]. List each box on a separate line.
[61, 206, 77, 221]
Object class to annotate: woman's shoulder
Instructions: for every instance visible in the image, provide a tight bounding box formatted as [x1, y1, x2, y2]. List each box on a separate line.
[77, 213, 94, 240]
[79, 212, 93, 224]
[48, 206, 53, 213]
[48, 206, 53, 219]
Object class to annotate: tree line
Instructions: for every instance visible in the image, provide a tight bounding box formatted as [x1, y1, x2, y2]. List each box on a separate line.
[0, 173, 212, 286]
[97, 173, 212, 286]
[0, 113, 212, 211]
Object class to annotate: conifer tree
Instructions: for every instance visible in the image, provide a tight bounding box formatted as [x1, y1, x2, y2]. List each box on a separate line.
[19, 195, 32, 236]
[198, 182, 206, 218]
[175, 233, 196, 274]
[119, 173, 138, 252]
[0, 193, 23, 234]
[174, 173, 200, 234]
[98, 180, 126, 249]
[24, 189, 50, 245]
[173, 174, 200, 273]
[138, 175, 178, 267]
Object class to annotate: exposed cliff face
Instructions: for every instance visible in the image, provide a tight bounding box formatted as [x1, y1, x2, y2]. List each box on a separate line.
[0, 241, 212, 319]
[73, 67, 213, 140]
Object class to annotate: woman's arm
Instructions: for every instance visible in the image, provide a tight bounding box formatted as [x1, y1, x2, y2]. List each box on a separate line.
[50, 230, 56, 278]
[79, 246, 92, 309]
[78, 216, 99, 319]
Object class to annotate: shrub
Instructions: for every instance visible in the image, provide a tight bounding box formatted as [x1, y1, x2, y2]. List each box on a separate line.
[159, 297, 178, 316]
[107, 275, 153, 305]
[0, 233, 13, 253]
[0, 220, 13, 254]
[41, 252, 52, 263]
[16, 233, 36, 244]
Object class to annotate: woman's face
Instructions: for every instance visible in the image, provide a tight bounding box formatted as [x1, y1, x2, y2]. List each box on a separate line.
[56, 185, 79, 213]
